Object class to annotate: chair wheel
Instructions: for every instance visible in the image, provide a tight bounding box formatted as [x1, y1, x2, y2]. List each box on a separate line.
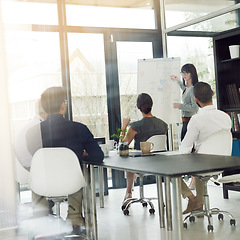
[123, 209, 129, 215]
[142, 202, 148, 207]
[207, 225, 213, 231]
[149, 208, 155, 214]
[218, 213, 224, 220]
[121, 205, 125, 211]
[183, 222, 187, 229]
[230, 219, 236, 226]
[189, 216, 195, 222]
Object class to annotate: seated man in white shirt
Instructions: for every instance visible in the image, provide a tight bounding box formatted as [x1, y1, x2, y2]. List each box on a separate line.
[179, 82, 232, 214]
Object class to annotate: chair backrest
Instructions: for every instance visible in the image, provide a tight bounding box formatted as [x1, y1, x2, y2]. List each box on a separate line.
[29, 147, 86, 197]
[197, 130, 232, 156]
[147, 135, 167, 152]
[15, 157, 30, 186]
[196, 131, 232, 177]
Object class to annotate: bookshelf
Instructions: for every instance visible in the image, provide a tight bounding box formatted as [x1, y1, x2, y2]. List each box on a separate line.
[213, 27, 240, 199]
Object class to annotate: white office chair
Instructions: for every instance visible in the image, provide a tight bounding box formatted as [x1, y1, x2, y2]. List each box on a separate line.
[15, 157, 30, 203]
[29, 147, 86, 217]
[219, 173, 240, 183]
[147, 135, 167, 152]
[183, 130, 236, 231]
[122, 134, 167, 215]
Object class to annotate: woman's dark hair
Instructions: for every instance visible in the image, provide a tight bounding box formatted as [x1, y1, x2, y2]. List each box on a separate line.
[137, 93, 153, 114]
[181, 63, 199, 86]
[41, 87, 66, 114]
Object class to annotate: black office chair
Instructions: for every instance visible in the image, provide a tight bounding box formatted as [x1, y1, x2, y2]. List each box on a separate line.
[121, 135, 167, 216]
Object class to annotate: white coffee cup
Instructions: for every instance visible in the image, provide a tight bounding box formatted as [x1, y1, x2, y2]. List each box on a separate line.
[100, 144, 110, 157]
[140, 142, 154, 155]
[106, 140, 117, 150]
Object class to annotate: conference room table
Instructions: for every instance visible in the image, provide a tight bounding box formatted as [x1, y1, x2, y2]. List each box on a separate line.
[83, 150, 240, 240]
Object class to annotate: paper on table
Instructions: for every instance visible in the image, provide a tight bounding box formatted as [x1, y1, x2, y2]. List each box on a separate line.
[155, 150, 180, 156]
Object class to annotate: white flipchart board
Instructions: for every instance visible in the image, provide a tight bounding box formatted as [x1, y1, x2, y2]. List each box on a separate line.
[137, 58, 181, 124]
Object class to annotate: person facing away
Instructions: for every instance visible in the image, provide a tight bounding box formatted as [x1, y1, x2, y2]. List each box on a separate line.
[120, 93, 168, 203]
[179, 82, 232, 215]
[40, 87, 104, 164]
[29, 86, 104, 233]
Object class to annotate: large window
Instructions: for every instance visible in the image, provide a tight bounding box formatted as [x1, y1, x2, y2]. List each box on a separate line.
[68, 33, 108, 138]
[66, 0, 155, 29]
[6, 31, 62, 136]
[117, 41, 153, 121]
[164, 0, 237, 31]
[1, 0, 58, 25]
[167, 36, 215, 92]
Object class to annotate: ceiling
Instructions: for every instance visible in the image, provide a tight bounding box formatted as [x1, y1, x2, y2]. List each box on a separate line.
[10, 0, 236, 14]
[13, 0, 153, 8]
[12, 0, 234, 8]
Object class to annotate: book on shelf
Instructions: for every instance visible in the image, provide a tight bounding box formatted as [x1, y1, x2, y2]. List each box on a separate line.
[229, 112, 240, 132]
[226, 84, 240, 108]
[226, 84, 235, 108]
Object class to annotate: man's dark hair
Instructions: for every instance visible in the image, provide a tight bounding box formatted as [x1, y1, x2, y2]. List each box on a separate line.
[194, 82, 212, 103]
[137, 93, 153, 114]
[41, 87, 66, 114]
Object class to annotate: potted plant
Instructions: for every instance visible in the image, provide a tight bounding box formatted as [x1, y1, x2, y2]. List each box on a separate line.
[111, 128, 129, 156]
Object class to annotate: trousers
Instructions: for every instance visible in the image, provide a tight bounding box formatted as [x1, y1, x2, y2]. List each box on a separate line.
[32, 189, 84, 226]
[181, 177, 204, 204]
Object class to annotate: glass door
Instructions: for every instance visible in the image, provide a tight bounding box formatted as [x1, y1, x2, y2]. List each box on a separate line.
[117, 41, 153, 144]
[111, 41, 154, 188]
[67, 33, 109, 139]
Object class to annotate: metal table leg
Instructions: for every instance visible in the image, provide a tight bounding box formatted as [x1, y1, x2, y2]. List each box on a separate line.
[156, 175, 165, 228]
[82, 163, 92, 239]
[98, 166, 104, 208]
[165, 176, 172, 231]
[90, 165, 98, 240]
[172, 177, 183, 240]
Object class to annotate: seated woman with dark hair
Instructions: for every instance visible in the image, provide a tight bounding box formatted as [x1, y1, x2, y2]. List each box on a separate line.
[120, 93, 168, 203]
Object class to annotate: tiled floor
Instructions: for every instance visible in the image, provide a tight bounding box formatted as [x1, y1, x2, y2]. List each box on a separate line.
[6, 180, 240, 240]
[96, 181, 240, 240]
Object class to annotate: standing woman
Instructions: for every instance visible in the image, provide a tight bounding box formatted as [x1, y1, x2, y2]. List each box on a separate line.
[171, 63, 199, 141]
[171, 63, 199, 190]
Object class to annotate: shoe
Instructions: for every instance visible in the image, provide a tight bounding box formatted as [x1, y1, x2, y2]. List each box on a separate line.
[183, 197, 203, 215]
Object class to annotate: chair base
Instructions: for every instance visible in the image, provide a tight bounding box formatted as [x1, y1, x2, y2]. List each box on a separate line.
[121, 197, 157, 215]
[183, 174, 236, 231]
[183, 207, 236, 231]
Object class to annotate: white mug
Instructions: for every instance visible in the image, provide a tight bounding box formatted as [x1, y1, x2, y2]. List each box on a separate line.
[100, 144, 110, 157]
[106, 140, 117, 150]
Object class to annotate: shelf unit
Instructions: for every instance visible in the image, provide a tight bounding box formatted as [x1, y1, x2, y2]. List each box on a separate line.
[213, 27, 240, 199]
